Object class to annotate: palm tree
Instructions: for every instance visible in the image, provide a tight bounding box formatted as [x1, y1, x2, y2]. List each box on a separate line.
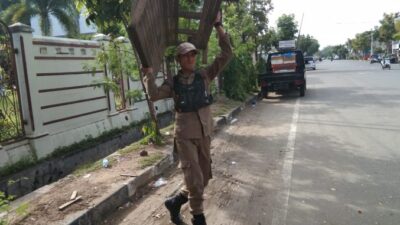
[1, 0, 78, 36]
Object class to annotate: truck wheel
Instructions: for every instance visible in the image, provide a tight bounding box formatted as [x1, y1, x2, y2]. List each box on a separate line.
[262, 90, 268, 99]
[261, 87, 268, 99]
[258, 91, 266, 99]
[299, 85, 305, 97]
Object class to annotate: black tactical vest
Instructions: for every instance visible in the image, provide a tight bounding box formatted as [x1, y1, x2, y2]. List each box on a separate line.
[173, 72, 213, 112]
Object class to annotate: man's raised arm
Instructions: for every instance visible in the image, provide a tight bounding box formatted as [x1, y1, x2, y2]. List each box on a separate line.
[205, 13, 233, 81]
[142, 67, 172, 101]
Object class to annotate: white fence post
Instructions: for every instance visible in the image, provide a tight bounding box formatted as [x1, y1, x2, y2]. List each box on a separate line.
[9, 23, 47, 138]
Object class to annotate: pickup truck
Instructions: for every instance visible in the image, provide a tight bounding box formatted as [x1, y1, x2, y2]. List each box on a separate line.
[258, 49, 306, 98]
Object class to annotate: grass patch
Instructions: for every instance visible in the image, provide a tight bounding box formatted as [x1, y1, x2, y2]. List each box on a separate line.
[139, 152, 164, 169]
[73, 160, 103, 176]
[0, 156, 36, 178]
[139, 119, 164, 146]
[119, 123, 175, 155]
[213, 105, 233, 117]
[118, 141, 143, 155]
[0, 190, 29, 225]
[73, 157, 118, 176]
[49, 124, 139, 159]
[211, 96, 243, 117]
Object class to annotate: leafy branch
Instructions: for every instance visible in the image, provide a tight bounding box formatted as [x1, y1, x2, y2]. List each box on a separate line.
[84, 38, 142, 105]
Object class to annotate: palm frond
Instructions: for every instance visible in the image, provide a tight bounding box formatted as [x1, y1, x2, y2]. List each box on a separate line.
[0, 4, 23, 25]
[51, 7, 78, 37]
[4, 2, 38, 26]
[12, 4, 32, 24]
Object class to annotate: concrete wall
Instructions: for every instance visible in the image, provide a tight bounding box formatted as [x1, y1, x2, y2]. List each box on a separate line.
[0, 23, 173, 168]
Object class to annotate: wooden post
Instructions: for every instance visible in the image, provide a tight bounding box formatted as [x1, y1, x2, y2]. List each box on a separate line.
[202, 46, 208, 65]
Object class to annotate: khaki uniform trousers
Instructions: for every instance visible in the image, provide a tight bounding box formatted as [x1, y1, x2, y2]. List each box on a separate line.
[175, 136, 212, 215]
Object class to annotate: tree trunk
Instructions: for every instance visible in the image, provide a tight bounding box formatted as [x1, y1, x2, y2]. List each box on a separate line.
[202, 46, 208, 64]
[387, 41, 392, 55]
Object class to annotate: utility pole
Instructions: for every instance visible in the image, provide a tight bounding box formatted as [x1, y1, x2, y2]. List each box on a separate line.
[296, 13, 304, 48]
[371, 30, 374, 56]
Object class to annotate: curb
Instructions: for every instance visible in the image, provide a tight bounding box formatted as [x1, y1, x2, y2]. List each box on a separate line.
[216, 94, 257, 126]
[65, 94, 258, 225]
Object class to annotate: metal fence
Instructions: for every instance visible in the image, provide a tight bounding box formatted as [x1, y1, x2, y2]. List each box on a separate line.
[0, 20, 24, 143]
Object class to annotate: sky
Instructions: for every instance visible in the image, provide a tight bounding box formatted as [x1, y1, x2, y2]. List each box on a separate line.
[269, 0, 400, 49]
[32, 14, 97, 36]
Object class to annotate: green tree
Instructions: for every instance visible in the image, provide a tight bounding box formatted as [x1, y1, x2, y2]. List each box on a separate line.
[276, 14, 298, 41]
[297, 34, 320, 56]
[393, 16, 400, 40]
[320, 46, 334, 59]
[75, 0, 130, 35]
[249, 0, 273, 60]
[345, 38, 353, 51]
[332, 45, 349, 59]
[352, 31, 372, 56]
[250, 0, 272, 36]
[84, 38, 143, 108]
[260, 28, 278, 51]
[1, 0, 78, 36]
[218, 0, 262, 99]
[378, 13, 398, 53]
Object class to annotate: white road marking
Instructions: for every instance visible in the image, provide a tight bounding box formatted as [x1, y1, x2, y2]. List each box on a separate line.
[271, 98, 300, 225]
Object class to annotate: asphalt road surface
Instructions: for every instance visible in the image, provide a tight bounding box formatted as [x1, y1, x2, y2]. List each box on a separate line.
[102, 60, 400, 225]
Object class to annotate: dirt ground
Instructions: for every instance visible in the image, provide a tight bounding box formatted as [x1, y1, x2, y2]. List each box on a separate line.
[5, 96, 246, 225]
[8, 138, 172, 225]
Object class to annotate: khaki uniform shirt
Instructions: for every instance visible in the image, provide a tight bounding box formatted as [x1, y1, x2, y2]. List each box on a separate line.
[144, 33, 233, 139]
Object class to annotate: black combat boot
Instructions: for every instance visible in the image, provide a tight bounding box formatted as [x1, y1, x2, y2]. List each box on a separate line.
[191, 214, 207, 225]
[164, 193, 188, 225]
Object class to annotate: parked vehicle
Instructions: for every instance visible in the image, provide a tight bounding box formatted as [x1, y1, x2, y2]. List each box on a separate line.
[389, 54, 398, 63]
[258, 49, 306, 98]
[369, 54, 381, 64]
[304, 56, 316, 70]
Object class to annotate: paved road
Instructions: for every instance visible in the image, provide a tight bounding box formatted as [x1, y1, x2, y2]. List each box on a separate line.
[102, 60, 400, 225]
[283, 60, 400, 225]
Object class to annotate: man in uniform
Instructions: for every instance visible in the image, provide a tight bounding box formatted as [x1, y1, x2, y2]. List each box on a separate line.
[142, 13, 232, 225]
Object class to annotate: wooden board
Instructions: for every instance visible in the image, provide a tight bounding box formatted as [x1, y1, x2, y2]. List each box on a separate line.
[128, 0, 226, 72]
[59, 196, 82, 211]
[129, 0, 178, 73]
